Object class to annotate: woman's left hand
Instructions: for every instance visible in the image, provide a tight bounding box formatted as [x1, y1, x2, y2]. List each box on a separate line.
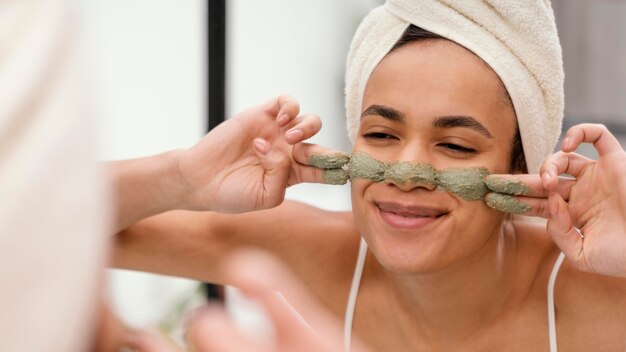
[488, 124, 626, 278]
[540, 124, 626, 278]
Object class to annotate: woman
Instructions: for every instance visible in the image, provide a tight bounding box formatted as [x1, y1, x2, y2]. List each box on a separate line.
[113, 1, 626, 350]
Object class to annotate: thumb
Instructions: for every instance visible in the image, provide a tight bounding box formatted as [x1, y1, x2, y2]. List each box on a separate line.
[292, 143, 350, 185]
[253, 138, 290, 208]
[546, 192, 584, 265]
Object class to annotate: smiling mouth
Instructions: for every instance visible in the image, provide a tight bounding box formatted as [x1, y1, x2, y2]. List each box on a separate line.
[377, 202, 449, 217]
[376, 202, 449, 229]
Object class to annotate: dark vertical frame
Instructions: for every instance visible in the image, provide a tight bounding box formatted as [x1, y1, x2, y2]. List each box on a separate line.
[205, 0, 227, 302]
[208, 0, 226, 130]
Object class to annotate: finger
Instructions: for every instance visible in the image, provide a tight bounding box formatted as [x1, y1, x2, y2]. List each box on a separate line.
[539, 151, 593, 190]
[546, 192, 584, 264]
[252, 138, 291, 207]
[273, 94, 301, 127]
[221, 250, 346, 349]
[188, 307, 269, 352]
[484, 193, 533, 214]
[510, 196, 549, 218]
[292, 143, 350, 184]
[562, 123, 623, 155]
[293, 143, 348, 167]
[485, 174, 574, 200]
[285, 114, 322, 144]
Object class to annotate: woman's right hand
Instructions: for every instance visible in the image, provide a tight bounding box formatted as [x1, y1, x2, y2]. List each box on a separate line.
[177, 95, 344, 213]
[112, 95, 346, 232]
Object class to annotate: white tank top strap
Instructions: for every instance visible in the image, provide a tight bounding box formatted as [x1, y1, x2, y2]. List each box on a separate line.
[343, 242, 566, 352]
[547, 252, 566, 352]
[344, 237, 368, 352]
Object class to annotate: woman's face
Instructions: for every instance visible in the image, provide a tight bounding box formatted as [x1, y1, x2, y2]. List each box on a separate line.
[351, 39, 518, 274]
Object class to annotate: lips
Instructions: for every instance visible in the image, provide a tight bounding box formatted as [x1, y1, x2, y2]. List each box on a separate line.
[376, 201, 449, 230]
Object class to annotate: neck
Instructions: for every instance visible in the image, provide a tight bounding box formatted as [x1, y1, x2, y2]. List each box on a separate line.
[383, 222, 523, 344]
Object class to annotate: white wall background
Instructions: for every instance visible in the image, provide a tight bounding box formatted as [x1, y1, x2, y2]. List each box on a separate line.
[80, 0, 206, 328]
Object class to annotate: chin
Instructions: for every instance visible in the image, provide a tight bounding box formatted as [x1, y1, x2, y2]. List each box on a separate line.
[360, 224, 457, 275]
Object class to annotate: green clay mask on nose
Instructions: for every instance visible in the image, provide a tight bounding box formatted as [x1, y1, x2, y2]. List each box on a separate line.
[308, 152, 533, 213]
[384, 161, 438, 188]
[347, 152, 489, 201]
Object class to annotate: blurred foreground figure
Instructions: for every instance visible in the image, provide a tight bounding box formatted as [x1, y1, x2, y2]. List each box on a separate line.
[0, 0, 109, 351]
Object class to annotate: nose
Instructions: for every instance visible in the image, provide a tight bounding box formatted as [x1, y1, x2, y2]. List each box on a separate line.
[382, 141, 438, 191]
[384, 160, 438, 191]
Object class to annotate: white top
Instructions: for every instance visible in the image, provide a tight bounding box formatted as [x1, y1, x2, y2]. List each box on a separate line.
[343, 237, 566, 352]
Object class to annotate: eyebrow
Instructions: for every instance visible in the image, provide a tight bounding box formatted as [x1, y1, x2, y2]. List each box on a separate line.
[433, 115, 493, 138]
[361, 105, 494, 139]
[361, 104, 404, 122]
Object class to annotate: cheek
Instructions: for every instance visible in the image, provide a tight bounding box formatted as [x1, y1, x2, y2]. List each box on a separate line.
[350, 179, 369, 213]
[478, 147, 514, 175]
[350, 179, 377, 235]
[449, 201, 505, 249]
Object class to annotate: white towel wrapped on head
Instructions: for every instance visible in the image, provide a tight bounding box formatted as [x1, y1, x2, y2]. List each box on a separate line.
[345, 0, 564, 174]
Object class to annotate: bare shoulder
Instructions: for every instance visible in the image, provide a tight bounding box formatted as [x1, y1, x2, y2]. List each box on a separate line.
[509, 218, 559, 271]
[556, 259, 626, 350]
[510, 219, 626, 349]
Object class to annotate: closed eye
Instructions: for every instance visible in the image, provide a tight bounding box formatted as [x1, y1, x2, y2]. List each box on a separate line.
[363, 132, 398, 140]
[437, 143, 476, 154]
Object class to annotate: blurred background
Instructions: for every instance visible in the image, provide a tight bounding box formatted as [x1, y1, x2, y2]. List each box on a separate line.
[78, 0, 626, 344]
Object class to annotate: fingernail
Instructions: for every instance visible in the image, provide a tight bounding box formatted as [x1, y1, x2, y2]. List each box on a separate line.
[545, 172, 551, 183]
[254, 139, 271, 155]
[286, 129, 303, 141]
[277, 114, 288, 125]
[541, 172, 551, 189]
[562, 137, 570, 150]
